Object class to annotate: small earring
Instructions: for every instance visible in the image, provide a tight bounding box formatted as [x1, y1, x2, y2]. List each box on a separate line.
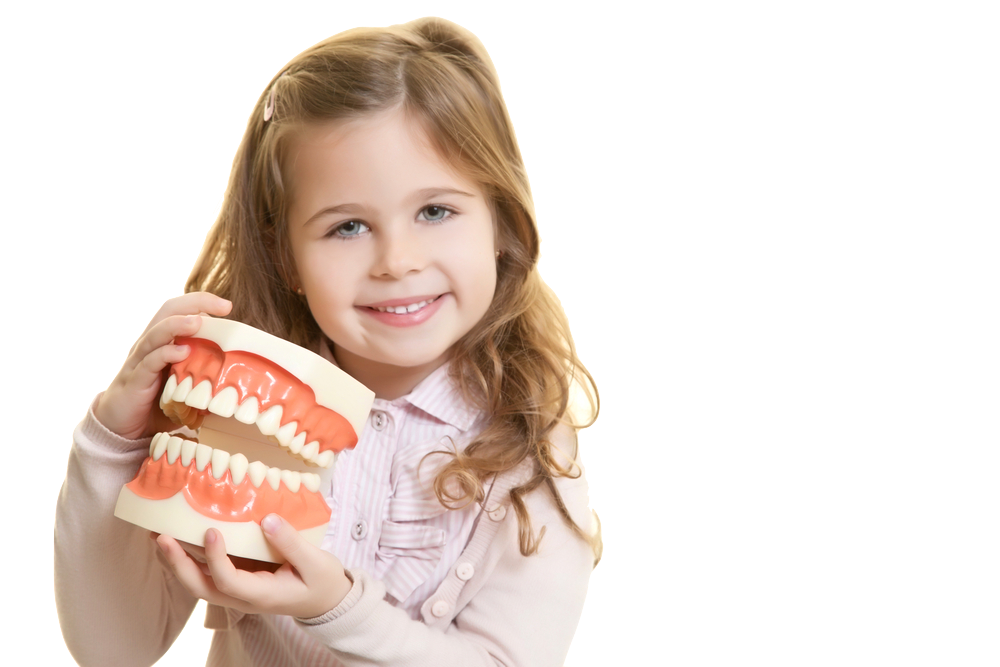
[294, 286, 304, 295]
[495, 250, 502, 259]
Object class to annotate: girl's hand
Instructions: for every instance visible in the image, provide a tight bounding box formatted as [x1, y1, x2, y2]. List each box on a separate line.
[95, 293, 232, 440]
[156, 515, 353, 619]
[149, 532, 281, 575]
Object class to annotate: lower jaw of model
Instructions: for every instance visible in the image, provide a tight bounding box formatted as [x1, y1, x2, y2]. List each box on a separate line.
[114, 317, 374, 563]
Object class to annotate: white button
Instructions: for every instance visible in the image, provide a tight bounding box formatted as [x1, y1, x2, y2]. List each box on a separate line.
[456, 563, 474, 581]
[488, 505, 506, 521]
[351, 519, 368, 540]
[431, 600, 450, 617]
[371, 411, 387, 431]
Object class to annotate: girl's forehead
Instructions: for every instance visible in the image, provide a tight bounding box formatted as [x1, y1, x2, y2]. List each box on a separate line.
[285, 110, 478, 195]
[290, 109, 430, 155]
[294, 116, 372, 145]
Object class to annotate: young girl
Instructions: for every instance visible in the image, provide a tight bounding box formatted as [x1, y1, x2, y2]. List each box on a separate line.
[56, 17, 599, 667]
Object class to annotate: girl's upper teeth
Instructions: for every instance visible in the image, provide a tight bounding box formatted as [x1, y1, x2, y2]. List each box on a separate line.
[376, 298, 434, 313]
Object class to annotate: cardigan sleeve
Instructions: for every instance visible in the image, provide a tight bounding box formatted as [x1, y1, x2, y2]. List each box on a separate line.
[54, 398, 198, 667]
[295, 429, 596, 667]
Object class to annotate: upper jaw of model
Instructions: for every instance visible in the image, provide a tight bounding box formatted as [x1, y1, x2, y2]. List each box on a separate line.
[114, 316, 375, 563]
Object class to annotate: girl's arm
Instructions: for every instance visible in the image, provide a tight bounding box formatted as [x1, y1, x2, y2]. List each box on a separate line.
[300, 468, 595, 667]
[55, 402, 199, 667]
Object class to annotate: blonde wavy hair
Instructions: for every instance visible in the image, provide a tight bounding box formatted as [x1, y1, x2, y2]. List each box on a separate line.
[186, 17, 600, 563]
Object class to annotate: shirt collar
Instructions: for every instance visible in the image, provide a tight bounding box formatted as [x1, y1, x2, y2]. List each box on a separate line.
[318, 338, 479, 431]
[396, 362, 480, 431]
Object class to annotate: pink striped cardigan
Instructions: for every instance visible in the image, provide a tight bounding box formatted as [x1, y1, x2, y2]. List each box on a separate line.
[56, 363, 595, 666]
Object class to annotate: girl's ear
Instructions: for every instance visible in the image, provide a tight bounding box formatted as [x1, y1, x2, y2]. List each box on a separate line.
[285, 267, 304, 295]
[279, 261, 305, 296]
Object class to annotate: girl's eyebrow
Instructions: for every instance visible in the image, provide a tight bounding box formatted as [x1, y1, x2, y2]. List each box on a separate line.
[414, 187, 477, 200]
[302, 187, 476, 227]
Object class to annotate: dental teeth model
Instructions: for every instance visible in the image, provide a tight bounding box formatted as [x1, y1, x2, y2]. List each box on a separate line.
[114, 316, 375, 562]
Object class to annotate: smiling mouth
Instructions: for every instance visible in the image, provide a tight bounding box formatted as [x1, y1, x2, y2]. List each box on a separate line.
[366, 295, 441, 314]
[113, 316, 375, 562]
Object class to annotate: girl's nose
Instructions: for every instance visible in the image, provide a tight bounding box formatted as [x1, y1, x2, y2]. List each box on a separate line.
[373, 227, 426, 279]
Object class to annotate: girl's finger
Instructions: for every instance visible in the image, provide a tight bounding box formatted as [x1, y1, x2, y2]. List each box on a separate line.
[202, 529, 279, 606]
[130, 343, 192, 393]
[144, 293, 233, 333]
[128, 294, 232, 357]
[124, 317, 195, 373]
[125, 314, 202, 372]
[260, 515, 316, 576]
[157, 535, 250, 611]
[156, 535, 214, 596]
[170, 536, 216, 578]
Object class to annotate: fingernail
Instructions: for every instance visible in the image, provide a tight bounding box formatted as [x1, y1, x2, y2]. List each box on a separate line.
[205, 529, 217, 545]
[262, 515, 281, 534]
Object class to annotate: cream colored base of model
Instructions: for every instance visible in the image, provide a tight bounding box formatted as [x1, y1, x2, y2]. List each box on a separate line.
[115, 487, 327, 563]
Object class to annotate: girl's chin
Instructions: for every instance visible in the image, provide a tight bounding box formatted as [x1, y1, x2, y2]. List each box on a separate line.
[331, 334, 449, 367]
[332, 346, 452, 392]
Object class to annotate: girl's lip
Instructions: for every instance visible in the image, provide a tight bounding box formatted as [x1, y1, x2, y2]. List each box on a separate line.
[359, 294, 443, 309]
[357, 294, 447, 328]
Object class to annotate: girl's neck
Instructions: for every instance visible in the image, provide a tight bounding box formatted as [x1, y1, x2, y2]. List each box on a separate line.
[331, 345, 449, 401]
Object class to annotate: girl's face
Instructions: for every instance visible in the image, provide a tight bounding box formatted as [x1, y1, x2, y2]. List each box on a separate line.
[285, 109, 497, 397]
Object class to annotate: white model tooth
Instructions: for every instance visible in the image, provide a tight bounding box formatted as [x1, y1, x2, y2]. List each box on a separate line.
[302, 472, 321, 493]
[256, 405, 283, 436]
[211, 449, 231, 480]
[160, 375, 177, 408]
[208, 386, 239, 418]
[281, 470, 301, 493]
[195, 443, 213, 472]
[180, 439, 197, 467]
[247, 460, 268, 488]
[234, 396, 259, 424]
[228, 453, 249, 485]
[301, 441, 320, 461]
[186, 380, 213, 410]
[289, 432, 306, 454]
[172, 375, 193, 402]
[266, 467, 281, 491]
[166, 436, 183, 465]
[148, 432, 162, 457]
[152, 433, 169, 461]
[316, 450, 335, 468]
[276, 421, 298, 446]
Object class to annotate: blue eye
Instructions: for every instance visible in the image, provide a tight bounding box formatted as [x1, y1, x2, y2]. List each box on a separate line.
[419, 206, 451, 222]
[332, 220, 369, 238]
